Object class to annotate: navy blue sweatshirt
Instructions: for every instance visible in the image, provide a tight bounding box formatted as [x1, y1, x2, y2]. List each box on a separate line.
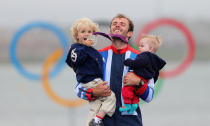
[124, 51, 166, 83]
[66, 43, 103, 83]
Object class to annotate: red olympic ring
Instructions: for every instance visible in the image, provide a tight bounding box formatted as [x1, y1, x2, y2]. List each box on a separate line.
[135, 18, 195, 78]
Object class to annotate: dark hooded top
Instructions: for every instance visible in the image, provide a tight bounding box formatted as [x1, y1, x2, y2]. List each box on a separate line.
[124, 51, 166, 83]
[66, 43, 103, 83]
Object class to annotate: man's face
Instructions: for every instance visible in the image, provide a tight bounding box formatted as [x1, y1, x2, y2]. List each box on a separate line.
[110, 18, 131, 39]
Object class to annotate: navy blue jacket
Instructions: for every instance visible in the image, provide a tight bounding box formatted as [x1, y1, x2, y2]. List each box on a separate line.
[66, 43, 103, 83]
[124, 51, 166, 83]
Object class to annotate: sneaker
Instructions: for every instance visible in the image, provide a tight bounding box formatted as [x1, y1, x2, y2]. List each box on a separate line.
[89, 119, 104, 126]
[119, 104, 131, 112]
[128, 103, 138, 114]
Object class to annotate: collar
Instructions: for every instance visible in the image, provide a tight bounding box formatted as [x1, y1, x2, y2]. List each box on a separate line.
[111, 44, 130, 54]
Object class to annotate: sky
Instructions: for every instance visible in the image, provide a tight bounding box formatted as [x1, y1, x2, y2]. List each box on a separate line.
[0, 0, 210, 27]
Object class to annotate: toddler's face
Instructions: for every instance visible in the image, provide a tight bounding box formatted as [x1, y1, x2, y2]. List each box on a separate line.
[77, 25, 93, 43]
[138, 38, 152, 54]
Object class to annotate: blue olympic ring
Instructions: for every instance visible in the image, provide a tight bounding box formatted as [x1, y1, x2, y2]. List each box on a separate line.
[9, 21, 69, 80]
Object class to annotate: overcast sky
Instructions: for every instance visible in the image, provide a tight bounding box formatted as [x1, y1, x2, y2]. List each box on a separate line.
[0, 0, 209, 27]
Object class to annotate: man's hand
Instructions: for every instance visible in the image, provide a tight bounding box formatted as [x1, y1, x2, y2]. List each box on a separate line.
[92, 81, 111, 97]
[123, 72, 141, 86]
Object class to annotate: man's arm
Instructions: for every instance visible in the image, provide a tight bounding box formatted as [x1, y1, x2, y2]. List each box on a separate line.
[135, 78, 154, 103]
[74, 81, 111, 101]
[74, 83, 95, 100]
[123, 72, 154, 103]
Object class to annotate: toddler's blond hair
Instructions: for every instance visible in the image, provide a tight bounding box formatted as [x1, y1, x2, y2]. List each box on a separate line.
[71, 18, 99, 43]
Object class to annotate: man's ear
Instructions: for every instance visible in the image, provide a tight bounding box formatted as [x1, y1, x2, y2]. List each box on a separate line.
[127, 31, 133, 39]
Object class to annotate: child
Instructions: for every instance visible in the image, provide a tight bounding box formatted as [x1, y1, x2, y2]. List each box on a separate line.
[65, 18, 116, 126]
[119, 35, 166, 114]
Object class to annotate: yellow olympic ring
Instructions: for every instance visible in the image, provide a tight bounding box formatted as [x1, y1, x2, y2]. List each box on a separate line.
[42, 48, 87, 107]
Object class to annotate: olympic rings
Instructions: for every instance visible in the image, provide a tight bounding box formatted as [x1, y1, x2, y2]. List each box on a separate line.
[10, 18, 196, 108]
[42, 48, 87, 107]
[135, 18, 195, 78]
[10, 21, 69, 80]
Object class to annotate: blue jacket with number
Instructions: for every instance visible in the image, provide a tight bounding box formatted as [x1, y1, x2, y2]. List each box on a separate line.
[66, 43, 103, 83]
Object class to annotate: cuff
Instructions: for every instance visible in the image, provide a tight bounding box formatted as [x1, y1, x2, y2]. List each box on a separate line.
[135, 83, 147, 95]
[85, 88, 97, 101]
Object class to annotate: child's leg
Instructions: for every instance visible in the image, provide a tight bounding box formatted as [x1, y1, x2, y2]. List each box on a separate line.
[93, 110, 106, 124]
[119, 86, 135, 112]
[83, 78, 103, 125]
[99, 91, 116, 117]
[128, 93, 139, 114]
[91, 91, 116, 126]
[90, 78, 113, 125]
[132, 93, 140, 104]
[87, 99, 102, 125]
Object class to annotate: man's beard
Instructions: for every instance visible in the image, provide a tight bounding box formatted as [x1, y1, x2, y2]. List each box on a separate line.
[121, 32, 128, 37]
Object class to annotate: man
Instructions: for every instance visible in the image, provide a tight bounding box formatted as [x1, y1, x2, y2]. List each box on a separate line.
[75, 14, 155, 126]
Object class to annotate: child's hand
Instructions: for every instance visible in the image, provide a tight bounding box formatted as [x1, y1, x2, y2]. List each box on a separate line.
[84, 39, 93, 47]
